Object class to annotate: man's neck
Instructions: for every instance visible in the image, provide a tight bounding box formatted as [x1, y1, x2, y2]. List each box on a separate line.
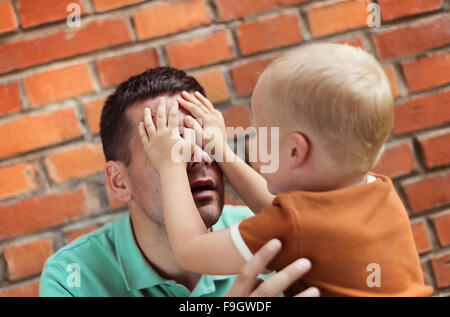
[129, 207, 202, 292]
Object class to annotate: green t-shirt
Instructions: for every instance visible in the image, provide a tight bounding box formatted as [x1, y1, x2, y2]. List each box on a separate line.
[40, 205, 254, 297]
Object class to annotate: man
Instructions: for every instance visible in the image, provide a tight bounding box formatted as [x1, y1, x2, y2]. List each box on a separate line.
[40, 67, 319, 297]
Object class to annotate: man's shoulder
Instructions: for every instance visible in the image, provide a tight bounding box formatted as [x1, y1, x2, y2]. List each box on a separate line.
[213, 204, 254, 231]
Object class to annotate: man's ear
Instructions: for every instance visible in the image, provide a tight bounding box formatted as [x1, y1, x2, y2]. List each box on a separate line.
[105, 161, 132, 204]
[288, 132, 309, 170]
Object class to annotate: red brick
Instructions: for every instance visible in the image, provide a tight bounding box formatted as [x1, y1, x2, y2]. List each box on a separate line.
[403, 172, 450, 213]
[307, 0, 369, 38]
[237, 13, 302, 55]
[0, 81, 21, 116]
[194, 70, 229, 104]
[18, 0, 86, 28]
[214, 0, 308, 20]
[97, 50, 159, 88]
[379, 0, 442, 21]
[0, 1, 18, 34]
[434, 213, 450, 247]
[4, 239, 53, 280]
[411, 222, 432, 254]
[45, 144, 105, 183]
[372, 143, 416, 178]
[336, 37, 365, 50]
[24, 64, 95, 107]
[93, 0, 144, 12]
[0, 163, 38, 199]
[0, 108, 81, 159]
[0, 18, 132, 74]
[85, 97, 106, 134]
[134, 0, 211, 40]
[167, 31, 233, 70]
[66, 226, 99, 243]
[402, 53, 450, 93]
[431, 253, 450, 288]
[393, 90, 450, 135]
[383, 65, 400, 99]
[0, 281, 39, 297]
[231, 57, 277, 97]
[373, 15, 450, 60]
[420, 131, 450, 169]
[0, 187, 90, 239]
[224, 105, 252, 131]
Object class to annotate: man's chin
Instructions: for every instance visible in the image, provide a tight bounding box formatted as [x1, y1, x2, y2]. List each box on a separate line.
[195, 196, 223, 229]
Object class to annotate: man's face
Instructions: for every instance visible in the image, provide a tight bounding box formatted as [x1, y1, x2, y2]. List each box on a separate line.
[124, 93, 225, 228]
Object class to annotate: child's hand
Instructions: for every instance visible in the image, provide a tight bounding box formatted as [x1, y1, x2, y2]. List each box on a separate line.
[178, 91, 228, 161]
[139, 97, 195, 171]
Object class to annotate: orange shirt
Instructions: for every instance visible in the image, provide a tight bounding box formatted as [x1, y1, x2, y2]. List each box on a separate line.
[230, 173, 433, 297]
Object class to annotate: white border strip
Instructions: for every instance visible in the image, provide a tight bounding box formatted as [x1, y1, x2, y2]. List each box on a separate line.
[230, 223, 253, 261]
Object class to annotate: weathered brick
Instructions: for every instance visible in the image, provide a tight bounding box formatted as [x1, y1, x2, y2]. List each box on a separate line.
[373, 15, 450, 60]
[96, 50, 159, 88]
[378, 0, 442, 21]
[237, 13, 302, 55]
[45, 144, 105, 183]
[134, 0, 210, 40]
[0, 0, 18, 34]
[24, 64, 95, 107]
[231, 57, 277, 97]
[402, 53, 450, 93]
[18, 0, 86, 28]
[336, 37, 365, 50]
[431, 253, 450, 288]
[372, 143, 416, 178]
[193, 70, 229, 104]
[0, 108, 81, 159]
[84, 97, 106, 134]
[167, 30, 233, 69]
[4, 239, 53, 280]
[0, 18, 132, 73]
[0, 163, 38, 199]
[0, 81, 21, 116]
[223, 105, 252, 131]
[403, 172, 450, 213]
[214, 0, 309, 20]
[307, 0, 369, 37]
[0, 187, 90, 239]
[410, 222, 432, 254]
[434, 212, 450, 247]
[393, 90, 450, 135]
[93, 0, 144, 12]
[383, 65, 400, 98]
[419, 131, 450, 169]
[0, 281, 39, 297]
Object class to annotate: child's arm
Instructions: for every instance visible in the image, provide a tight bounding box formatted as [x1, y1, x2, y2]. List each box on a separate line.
[178, 91, 275, 214]
[139, 98, 246, 274]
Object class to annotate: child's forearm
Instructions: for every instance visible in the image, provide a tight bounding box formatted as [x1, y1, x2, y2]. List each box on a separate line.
[221, 146, 275, 214]
[159, 165, 208, 255]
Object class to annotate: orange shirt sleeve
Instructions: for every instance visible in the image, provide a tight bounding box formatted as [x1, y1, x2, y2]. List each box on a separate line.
[233, 202, 298, 271]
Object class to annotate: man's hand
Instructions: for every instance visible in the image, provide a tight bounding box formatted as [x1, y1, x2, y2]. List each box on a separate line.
[139, 97, 200, 171]
[178, 91, 229, 162]
[225, 239, 320, 297]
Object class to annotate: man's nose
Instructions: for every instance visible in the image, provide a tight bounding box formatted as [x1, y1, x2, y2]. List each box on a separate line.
[187, 144, 212, 170]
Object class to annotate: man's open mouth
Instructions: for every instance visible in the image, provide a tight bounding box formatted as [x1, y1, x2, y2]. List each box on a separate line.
[190, 179, 216, 200]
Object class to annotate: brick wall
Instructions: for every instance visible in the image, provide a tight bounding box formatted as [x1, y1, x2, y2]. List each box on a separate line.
[0, 0, 449, 297]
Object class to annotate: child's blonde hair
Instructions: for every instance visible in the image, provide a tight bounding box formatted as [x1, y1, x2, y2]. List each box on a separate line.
[258, 43, 394, 174]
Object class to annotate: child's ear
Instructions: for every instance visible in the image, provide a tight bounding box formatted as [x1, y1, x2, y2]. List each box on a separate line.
[288, 132, 309, 170]
[105, 161, 132, 203]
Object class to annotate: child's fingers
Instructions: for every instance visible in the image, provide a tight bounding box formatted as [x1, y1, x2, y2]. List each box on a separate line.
[139, 122, 151, 152]
[181, 91, 203, 108]
[156, 98, 168, 130]
[178, 98, 206, 122]
[184, 116, 204, 146]
[183, 128, 196, 158]
[194, 91, 215, 111]
[144, 107, 156, 135]
[168, 100, 179, 131]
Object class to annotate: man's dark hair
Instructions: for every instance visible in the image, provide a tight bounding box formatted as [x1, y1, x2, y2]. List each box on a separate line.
[100, 67, 206, 165]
